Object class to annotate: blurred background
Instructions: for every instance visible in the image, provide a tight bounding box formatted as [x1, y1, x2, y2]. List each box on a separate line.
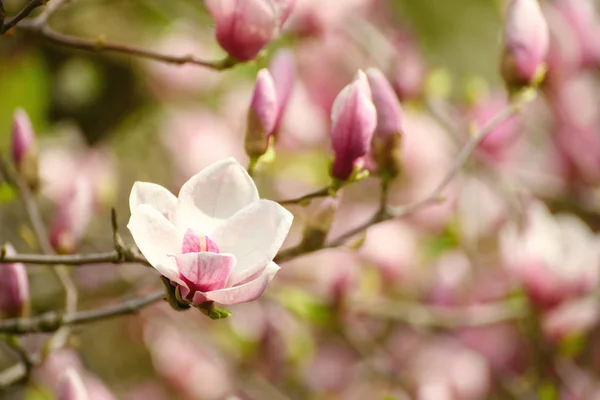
[3, 0, 600, 398]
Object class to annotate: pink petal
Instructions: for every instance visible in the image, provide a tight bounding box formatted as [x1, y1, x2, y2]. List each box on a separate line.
[203, 262, 280, 305]
[174, 252, 236, 294]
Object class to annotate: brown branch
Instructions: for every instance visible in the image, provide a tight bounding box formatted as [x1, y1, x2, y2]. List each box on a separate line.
[275, 91, 534, 263]
[278, 187, 330, 206]
[0, 0, 46, 34]
[17, 21, 237, 70]
[0, 249, 150, 266]
[0, 290, 165, 334]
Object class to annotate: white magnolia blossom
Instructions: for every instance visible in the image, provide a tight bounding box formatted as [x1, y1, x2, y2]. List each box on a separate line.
[127, 158, 293, 305]
[500, 201, 600, 305]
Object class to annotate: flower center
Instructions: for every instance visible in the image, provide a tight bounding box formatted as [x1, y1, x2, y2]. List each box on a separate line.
[182, 228, 219, 254]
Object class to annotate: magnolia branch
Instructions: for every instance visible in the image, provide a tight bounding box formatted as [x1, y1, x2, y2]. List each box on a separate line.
[0, 0, 46, 34]
[0, 290, 165, 334]
[275, 90, 534, 263]
[16, 20, 237, 70]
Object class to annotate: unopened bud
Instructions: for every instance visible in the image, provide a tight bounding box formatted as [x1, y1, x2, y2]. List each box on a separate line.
[501, 0, 550, 91]
[301, 197, 339, 250]
[205, 0, 295, 61]
[269, 49, 296, 134]
[245, 69, 279, 159]
[366, 68, 404, 180]
[57, 369, 89, 400]
[11, 108, 39, 190]
[0, 243, 29, 318]
[50, 179, 94, 254]
[330, 71, 377, 181]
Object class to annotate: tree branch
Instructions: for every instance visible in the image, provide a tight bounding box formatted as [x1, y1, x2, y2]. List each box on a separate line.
[0, 249, 150, 266]
[275, 91, 534, 263]
[0, 290, 165, 334]
[17, 21, 237, 70]
[0, 0, 46, 34]
[278, 187, 330, 206]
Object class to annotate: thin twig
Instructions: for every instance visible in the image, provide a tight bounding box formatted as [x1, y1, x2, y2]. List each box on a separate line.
[278, 187, 330, 206]
[0, 0, 46, 34]
[17, 21, 237, 70]
[0, 250, 150, 266]
[0, 290, 165, 334]
[275, 92, 532, 263]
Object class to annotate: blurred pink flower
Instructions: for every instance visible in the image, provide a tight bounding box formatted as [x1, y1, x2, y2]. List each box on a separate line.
[330, 70, 377, 181]
[49, 178, 94, 254]
[287, 0, 372, 36]
[268, 49, 296, 134]
[204, 0, 294, 61]
[542, 297, 600, 342]
[501, 0, 549, 88]
[468, 92, 522, 164]
[11, 108, 38, 187]
[144, 26, 222, 97]
[500, 201, 600, 308]
[145, 323, 233, 400]
[58, 369, 89, 400]
[554, 0, 600, 68]
[0, 243, 29, 318]
[161, 108, 247, 183]
[39, 130, 117, 208]
[128, 158, 293, 306]
[36, 350, 117, 400]
[408, 339, 491, 400]
[389, 32, 426, 101]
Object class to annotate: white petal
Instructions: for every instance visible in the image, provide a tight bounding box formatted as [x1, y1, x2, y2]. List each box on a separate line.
[129, 181, 177, 219]
[210, 199, 293, 285]
[204, 262, 280, 305]
[174, 158, 259, 230]
[127, 204, 180, 282]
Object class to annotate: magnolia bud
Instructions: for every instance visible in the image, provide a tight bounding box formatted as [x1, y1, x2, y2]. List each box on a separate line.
[11, 108, 39, 190]
[501, 0, 550, 90]
[0, 244, 29, 318]
[269, 49, 296, 134]
[245, 69, 279, 159]
[301, 197, 339, 250]
[366, 68, 404, 180]
[204, 0, 294, 61]
[330, 71, 377, 181]
[50, 179, 94, 254]
[57, 369, 89, 400]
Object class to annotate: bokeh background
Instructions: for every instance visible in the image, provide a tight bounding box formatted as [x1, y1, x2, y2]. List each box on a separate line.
[3, 0, 600, 399]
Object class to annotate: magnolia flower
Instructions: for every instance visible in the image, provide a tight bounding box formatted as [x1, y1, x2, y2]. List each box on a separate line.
[500, 201, 600, 307]
[330, 70, 377, 181]
[0, 244, 29, 318]
[501, 0, 549, 88]
[127, 158, 293, 306]
[204, 0, 295, 61]
[11, 108, 39, 189]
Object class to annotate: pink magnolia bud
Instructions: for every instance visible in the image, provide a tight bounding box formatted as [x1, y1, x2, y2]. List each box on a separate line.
[366, 68, 404, 179]
[268, 49, 296, 133]
[245, 68, 279, 159]
[204, 0, 295, 61]
[50, 179, 94, 254]
[58, 369, 89, 400]
[501, 0, 550, 89]
[11, 108, 39, 190]
[0, 244, 29, 318]
[330, 70, 377, 181]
